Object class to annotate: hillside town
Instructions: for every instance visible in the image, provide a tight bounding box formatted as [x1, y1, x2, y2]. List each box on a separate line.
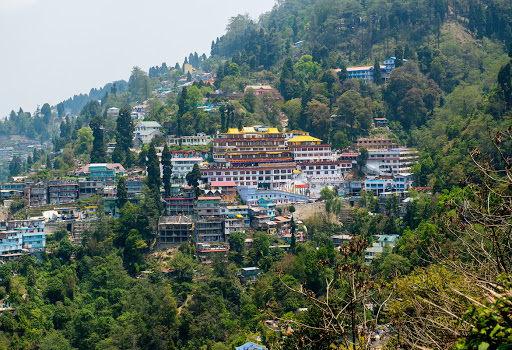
[2, 0, 511, 345]
[0, 68, 420, 267]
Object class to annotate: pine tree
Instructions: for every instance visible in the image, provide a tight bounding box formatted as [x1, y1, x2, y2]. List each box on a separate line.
[112, 106, 134, 168]
[161, 144, 173, 198]
[147, 143, 161, 194]
[117, 176, 128, 210]
[90, 116, 106, 163]
[373, 58, 381, 85]
[185, 163, 201, 188]
[46, 156, 52, 170]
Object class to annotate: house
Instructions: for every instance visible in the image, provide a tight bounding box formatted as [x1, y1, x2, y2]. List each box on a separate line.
[239, 267, 260, 284]
[374, 118, 389, 128]
[255, 198, 276, 219]
[134, 121, 163, 144]
[211, 181, 237, 203]
[169, 157, 203, 183]
[244, 85, 278, 97]
[331, 234, 353, 248]
[196, 243, 229, 264]
[365, 234, 400, 262]
[106, 107, 119, 117]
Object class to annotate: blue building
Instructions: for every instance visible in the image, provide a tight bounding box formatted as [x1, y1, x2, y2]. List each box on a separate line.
[337, 57, 401, 84]
[0, 217, 46, 261]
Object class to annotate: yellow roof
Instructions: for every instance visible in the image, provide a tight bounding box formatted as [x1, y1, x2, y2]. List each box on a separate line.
[293, 170, 302, 173]
[241, 127, 257, 133]
[288, 135, 323, 143]
[264, 127, 281, 134]
[226, 128, 240, 134]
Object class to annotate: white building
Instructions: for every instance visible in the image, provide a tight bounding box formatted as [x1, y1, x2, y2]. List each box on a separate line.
[106, 107, 119, 117]
[365, 148, 418, 175]
[170, 157, 203, 183]
[134, 121, 163, 144]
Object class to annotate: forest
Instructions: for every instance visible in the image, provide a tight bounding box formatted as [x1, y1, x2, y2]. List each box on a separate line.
[2, 0, 512, 348]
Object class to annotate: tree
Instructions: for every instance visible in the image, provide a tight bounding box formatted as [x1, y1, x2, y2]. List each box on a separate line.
[112, 106, 134, 168]
[57, 102, 65, 118]
[9, 156, 22, 177]
[89, 116, 106, 163]
[161, 144, 173, 198]
[304, 100, 331, 141]
[373, 58, 381, 85]
[228, 231, 245, 262]
[146, 143, 161, 196]
[357, 147, 369, 169]
[186, 163, 201, 188]
[129, 66, 151, 103]
[117, 176, 128, 210]
[46, 156, 53, 170]
[337, 90, 373, 134]
[279, 57, 301, 101]
[41, 103, 52, 124]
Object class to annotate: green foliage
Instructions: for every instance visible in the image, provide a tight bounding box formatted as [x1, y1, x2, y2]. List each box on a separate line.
[112, 106, 134, 168]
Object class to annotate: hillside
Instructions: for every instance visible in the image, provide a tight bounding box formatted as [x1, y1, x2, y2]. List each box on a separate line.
[1, 0, 512, 349]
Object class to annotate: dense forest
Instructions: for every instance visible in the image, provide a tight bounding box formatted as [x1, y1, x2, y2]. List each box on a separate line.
[2, 0, 512, 348]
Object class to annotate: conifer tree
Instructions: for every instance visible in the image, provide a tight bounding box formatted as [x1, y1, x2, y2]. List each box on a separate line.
[161, 144, 173, 198]
[373, 58, 381, 85]
[112, 106, 134, 168]
[147, 143, 161, 194]
[46, 156, 52, 170]
[117, 176, 128, 210]
[90, 116, 106, 163]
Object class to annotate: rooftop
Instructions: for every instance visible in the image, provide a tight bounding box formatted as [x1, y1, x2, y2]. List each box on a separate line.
[288, 135, 322, 143]
[211, 181, 237, 187]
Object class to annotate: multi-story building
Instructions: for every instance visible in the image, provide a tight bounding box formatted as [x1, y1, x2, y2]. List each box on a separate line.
[6, 217, 46, 254]
[365, 148, 419, 175]
[134, 121, 162, 144]
[170, 157, 203, 183]
[0, 230, 23, 260]
[224, 205, 250, 236]
[210, 181, 237, 203]
[194, 217, 225, 243]
[336, 57, 399, 85]
[47, 179, 79, 204]
[0, 147, 14, 160]
[288, 135, 343, 181]
[167, 133, 213, 147]
[126, 177, 144, 198]
[195, 197, 223, 217]
[164, 191, 195, 216]
[237, 187, 309, 206]
[337, 153, 358, 175]
[78, 179, 104, 199]
[158, 215, 194, 248]
[87, 163, 126, 184]
[201, 127, 296, 189]
[354, 135, 398, 150]
[363, 174, 414, 195]
[24, 182, 47, 206]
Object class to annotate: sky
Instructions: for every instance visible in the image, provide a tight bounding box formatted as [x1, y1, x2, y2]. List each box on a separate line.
[0, 0, 276, 118]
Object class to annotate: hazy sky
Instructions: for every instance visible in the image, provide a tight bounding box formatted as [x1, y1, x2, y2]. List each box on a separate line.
[0, 0, 276, 118]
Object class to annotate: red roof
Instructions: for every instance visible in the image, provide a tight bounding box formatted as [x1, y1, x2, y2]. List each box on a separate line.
[198, 196, 222, 200]
[211, 181, 237, 187]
